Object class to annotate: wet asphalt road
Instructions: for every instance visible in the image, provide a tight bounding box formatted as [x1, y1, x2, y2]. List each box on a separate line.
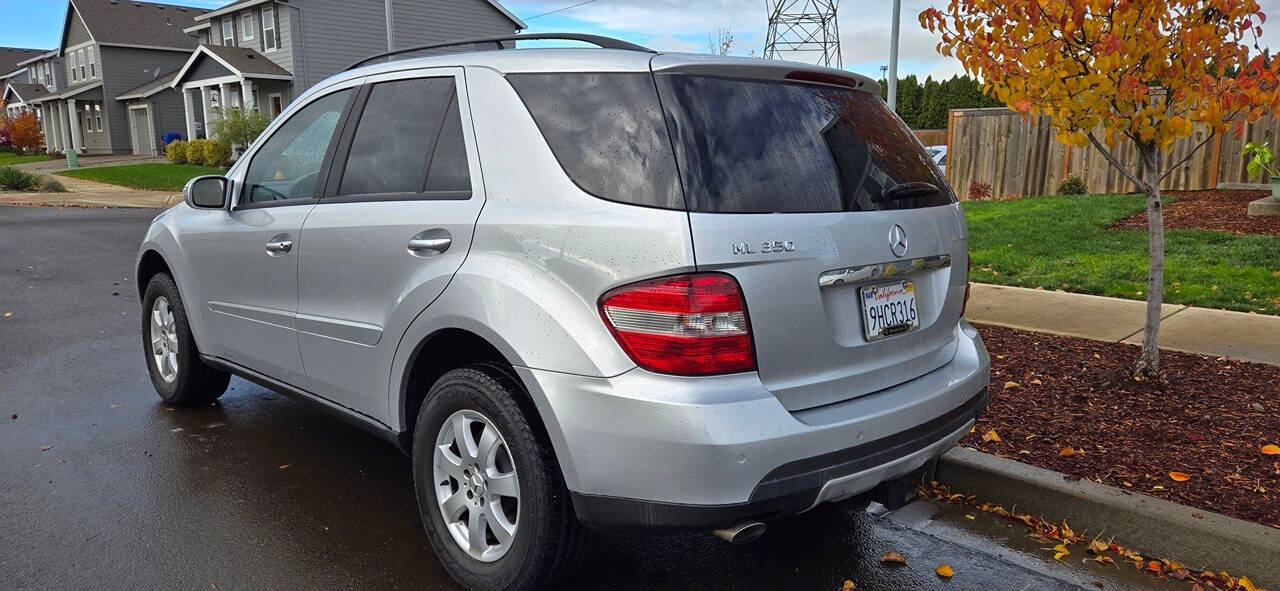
[0, 205, 1177, 591]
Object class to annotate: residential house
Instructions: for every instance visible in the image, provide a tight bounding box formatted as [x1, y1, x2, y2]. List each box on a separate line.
[168, 0, 526, 142]
[2, 47, 52, 121]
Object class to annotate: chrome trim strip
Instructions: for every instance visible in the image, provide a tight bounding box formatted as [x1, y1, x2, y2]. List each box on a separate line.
[817, 254, 952, 289]
[208, 301, 295, 329]
[295, 313, 383, 347]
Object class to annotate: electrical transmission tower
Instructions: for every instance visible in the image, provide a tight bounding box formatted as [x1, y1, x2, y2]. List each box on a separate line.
[763, 0, 842, 68]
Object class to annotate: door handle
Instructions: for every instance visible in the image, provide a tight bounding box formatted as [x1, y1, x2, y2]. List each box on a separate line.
[407, 229, 452, 256]
[265, 239, 293, 253]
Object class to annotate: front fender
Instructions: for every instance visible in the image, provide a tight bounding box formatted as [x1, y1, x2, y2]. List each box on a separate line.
[136, 205, 210, 352]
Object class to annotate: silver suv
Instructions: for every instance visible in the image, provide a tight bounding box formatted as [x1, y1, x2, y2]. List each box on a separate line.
[136, 34, 989, 591]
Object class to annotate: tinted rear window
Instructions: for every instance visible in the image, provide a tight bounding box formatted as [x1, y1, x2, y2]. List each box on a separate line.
[655, 75, 954, 213]
[508, 73, 684, 210]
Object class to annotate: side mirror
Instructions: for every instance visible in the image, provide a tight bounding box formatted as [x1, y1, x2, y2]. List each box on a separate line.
[185, 176, 228, 209]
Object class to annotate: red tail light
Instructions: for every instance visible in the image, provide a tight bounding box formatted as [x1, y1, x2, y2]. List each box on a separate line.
[599, 273, 755, 376]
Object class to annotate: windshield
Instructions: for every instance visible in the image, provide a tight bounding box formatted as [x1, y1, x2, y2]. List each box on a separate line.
[654, 74, 955, 213]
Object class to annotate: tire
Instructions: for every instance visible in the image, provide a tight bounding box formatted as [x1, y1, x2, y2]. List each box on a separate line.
[412, 365, 589, 591]
[141, 273, 230, 405]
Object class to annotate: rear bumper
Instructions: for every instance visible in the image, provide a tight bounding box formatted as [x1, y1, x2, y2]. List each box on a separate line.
[516, 321, 990, 533]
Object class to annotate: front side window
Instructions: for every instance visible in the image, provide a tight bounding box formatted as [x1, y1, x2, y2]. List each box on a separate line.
[336, 77, 470, 197]
[262, 6, 276, 51]
[242, 12, 254, 40]
[241, 89, 351, 205]
[221, 16, 235, 46]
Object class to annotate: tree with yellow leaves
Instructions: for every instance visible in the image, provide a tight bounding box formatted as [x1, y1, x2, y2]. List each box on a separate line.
[922, 1, 1280, 376]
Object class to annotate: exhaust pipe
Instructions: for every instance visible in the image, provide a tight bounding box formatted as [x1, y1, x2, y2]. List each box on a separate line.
[712, 521, 767, 544]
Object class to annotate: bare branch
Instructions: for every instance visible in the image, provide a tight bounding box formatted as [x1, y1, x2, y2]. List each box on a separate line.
[1087, 132, 1150, 191]
[1159, 130, 1216, 182]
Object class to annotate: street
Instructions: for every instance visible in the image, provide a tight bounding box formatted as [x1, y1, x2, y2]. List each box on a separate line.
[0, 205, 1176, 590]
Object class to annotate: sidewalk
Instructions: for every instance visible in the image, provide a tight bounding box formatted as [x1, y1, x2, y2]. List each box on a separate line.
[13, 154, 166, 173]
[0, 175, 179, 208]
[965, 283, 1280, 366]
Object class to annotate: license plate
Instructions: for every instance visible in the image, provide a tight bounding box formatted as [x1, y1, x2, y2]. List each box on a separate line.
[860, 280, 920, 341]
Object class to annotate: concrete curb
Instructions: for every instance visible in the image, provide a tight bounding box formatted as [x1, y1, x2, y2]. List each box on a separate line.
[936, 447, 1280, 589]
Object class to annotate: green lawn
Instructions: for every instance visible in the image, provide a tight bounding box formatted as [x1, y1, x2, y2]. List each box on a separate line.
[56, 163, 225, 191]
[964, 194, 1280, 314]
[0, 153, 51, 167]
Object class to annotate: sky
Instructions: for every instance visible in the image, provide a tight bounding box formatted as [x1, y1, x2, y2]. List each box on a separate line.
[4, 0, 1280, 82]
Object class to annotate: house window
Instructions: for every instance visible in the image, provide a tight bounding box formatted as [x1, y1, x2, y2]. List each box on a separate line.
[222, 16, 235, 46]
[87, 47, 96, 78]
[262, 5, 276, 52]
[78, 49, 86, 79]
[69, 51, 78, 82]
[94, 104, 103, 132]
[242, 12, 254, 41]
[83, 104, 91, 133]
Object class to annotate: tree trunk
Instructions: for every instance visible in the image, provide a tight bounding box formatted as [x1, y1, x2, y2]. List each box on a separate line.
[1134, 145, 1165, 377]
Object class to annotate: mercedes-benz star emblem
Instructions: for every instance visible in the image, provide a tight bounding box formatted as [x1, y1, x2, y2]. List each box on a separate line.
[888, 225, 908, 258]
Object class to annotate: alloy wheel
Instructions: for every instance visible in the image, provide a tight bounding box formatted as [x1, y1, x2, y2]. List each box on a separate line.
[432, 409, 521, 562]
[149, 296, 179, 383]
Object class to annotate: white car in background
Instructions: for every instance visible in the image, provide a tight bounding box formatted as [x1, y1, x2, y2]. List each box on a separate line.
[926, 145, 948, 177]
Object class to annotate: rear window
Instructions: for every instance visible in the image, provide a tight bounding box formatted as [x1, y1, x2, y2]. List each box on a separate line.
[508, 73, 684, 210]
[655, 75, 954, 213]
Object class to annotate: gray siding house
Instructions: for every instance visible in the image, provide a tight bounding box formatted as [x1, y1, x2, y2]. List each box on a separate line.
[169, 0, 525, 140]
[15, 0, 208, 155]
[2, 48, 54, 126]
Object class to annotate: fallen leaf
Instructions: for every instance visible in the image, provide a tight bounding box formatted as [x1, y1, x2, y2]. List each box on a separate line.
[983, 429, 1001, 443]
[1003, 381, 1020, 389]
[40, 444, 54, 452]
[1146, 560, 1162, 574]
[1094, 556, 1115, 565]
[935, 564, 954, 578]
[2, 311, 11, 317]
[1059, 447, 1076, 457]
[965, 514, 976, 520]
[1168, 471, 1190, 482]
[1053, 543, 1070, 560]
[841, 580, 856, 591]
[1240, 576, 1260, 591]
[1030, 378, 1043, 385]
[1087, 540, 1108, 554]
[1262, 444, 1280, 456]
[881, 551, 907, 565]
[278, 464, 291, 470]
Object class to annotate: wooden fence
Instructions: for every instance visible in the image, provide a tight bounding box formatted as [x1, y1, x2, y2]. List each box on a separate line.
[913, 129, 948, 146]
[945, 107, 1280, 198]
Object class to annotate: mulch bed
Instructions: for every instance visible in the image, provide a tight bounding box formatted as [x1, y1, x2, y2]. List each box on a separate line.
[961, 324, 1280, 527]
[1113, 188, 1280, 236]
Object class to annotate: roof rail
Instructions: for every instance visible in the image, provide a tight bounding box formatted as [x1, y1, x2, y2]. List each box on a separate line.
[345, 33, 655, 72]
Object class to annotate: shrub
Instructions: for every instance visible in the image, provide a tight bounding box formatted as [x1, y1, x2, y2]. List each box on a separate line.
[967, 180, 992, 200]
[210, 108, 271, 151]
[1057, 175, 1087, 195]
[39, 176, 67, 193]
[0, 146, 20, 156]
[200, 139, 232, 167]
[0, 166, 40, 191]
[166, 140, 189, 165]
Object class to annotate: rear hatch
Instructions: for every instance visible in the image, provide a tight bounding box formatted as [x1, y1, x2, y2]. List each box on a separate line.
[651, 58, 969, 411]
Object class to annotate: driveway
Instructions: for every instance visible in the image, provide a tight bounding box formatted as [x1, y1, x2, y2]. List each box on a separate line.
[0, 205, 1179, 590]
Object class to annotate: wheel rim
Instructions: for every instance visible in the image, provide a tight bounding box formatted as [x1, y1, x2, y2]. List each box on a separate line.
[149, 296, 179, 383]
[432, 409, 520, 562]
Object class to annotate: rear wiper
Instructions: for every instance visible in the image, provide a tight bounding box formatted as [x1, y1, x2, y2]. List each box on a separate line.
[877, 182, 941, 202]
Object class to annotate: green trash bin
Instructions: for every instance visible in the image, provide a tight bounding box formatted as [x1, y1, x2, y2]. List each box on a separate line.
[66, 150, 79, 169]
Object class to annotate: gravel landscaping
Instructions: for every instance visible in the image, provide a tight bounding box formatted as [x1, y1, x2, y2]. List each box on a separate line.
[963, 324, 1280, 528]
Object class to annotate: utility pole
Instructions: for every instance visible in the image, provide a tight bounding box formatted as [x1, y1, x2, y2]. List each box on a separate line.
[385, 0, 395, 51]
[763, 1, 842, 68]
[887, 0, 901, 111]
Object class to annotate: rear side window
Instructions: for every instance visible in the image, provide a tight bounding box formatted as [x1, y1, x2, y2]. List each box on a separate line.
[655, 75, 954, 213]
[337, 77, 470, 198]
[508, 73, 684, 210]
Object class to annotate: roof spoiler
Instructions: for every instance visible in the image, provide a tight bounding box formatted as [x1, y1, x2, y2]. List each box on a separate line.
[345, 33, 655, 72]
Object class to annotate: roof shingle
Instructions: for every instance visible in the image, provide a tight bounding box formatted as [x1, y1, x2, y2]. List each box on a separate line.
[69, 0, 208, 51]
[0, 47, 49, 76]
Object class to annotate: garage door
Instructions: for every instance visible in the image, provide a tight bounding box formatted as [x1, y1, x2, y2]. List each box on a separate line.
[131, 107, 155, 155]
